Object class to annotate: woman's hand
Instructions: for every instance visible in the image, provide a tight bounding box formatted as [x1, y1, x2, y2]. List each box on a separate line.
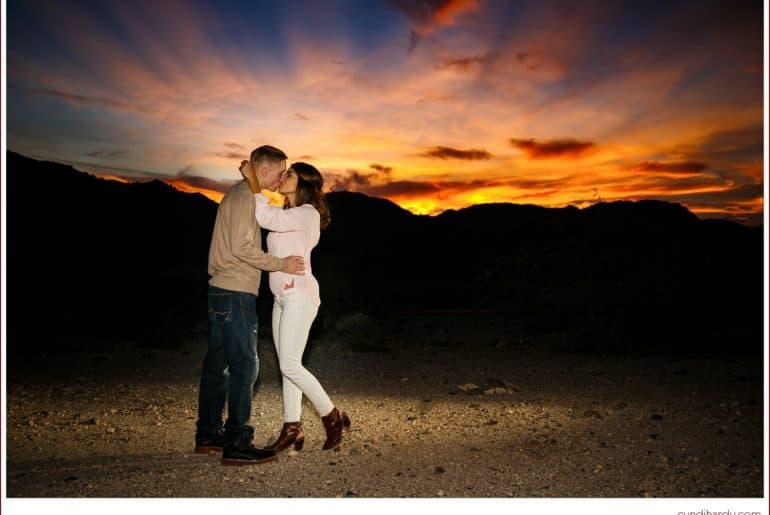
[239, 160, 257, 180]
[240, 160, 260, 193]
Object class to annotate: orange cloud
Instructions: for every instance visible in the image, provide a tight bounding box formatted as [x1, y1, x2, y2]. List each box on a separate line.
[391, 0, 479, 33]
[436, 53, 496, 73]
[214, 142, 249, 160]
[326, 170, 376, 191]
[419, 146, 491, 160]
[391, 0, 480, 52]
[510, 138, 596, 159]
[632, 160, 708, 175]
[366, 181, 442, 197]
[326, 173, 490, 201]
[369, 163, 394, 176]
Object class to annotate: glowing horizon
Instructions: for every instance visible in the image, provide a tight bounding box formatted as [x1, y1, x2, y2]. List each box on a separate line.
[64, 161, 756, 224]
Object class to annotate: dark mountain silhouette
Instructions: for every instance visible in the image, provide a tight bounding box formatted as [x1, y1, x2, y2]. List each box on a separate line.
[319, 193, 762, 355]
[6, 151, 218, 351]
[5, 151, 763, 357]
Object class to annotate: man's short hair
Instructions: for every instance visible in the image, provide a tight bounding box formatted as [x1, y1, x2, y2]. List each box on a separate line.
[250, 145, 287, 166]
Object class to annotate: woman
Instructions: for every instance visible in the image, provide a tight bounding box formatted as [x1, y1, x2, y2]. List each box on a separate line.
[239, 160, 350, 452]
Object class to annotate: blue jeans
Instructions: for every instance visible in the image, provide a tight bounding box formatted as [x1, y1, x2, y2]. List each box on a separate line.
[196, 285, 259, 445]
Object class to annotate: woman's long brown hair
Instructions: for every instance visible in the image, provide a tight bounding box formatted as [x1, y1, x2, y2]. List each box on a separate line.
[291, 162, 331, 229]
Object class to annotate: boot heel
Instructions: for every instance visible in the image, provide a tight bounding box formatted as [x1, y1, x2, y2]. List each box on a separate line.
[294, 437, 305, 451]
[265, 422, 303, 453]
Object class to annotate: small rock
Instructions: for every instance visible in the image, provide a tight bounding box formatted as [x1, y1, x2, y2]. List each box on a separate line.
[485, 419, 498, 426]
[106, 427, 116, 434]
[583, 410, 603, 419]
[434, 466, 445, 474]
[436, 490, 445, 497]
[484, 378, 506, 388]
[457, 383, 480, 393]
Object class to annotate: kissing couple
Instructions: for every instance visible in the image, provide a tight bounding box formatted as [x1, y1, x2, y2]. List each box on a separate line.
[195, 145, 350, 465]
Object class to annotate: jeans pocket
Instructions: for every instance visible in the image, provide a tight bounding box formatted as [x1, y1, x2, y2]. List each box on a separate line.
[208, 291, 232, 323]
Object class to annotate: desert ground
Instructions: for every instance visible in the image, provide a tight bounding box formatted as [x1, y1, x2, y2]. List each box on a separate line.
[4, 311, 764, 498]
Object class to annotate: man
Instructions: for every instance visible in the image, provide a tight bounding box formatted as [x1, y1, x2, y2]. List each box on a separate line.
[196, 145, 305, 465]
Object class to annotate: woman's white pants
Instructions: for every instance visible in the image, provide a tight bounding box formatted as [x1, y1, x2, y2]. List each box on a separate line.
[272, 290, 334, 422]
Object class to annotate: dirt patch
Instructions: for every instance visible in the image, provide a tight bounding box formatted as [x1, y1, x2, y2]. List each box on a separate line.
[5, 314, 764, 498]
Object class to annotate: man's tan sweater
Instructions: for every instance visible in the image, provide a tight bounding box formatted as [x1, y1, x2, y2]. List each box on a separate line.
[208, 180, 286, 295]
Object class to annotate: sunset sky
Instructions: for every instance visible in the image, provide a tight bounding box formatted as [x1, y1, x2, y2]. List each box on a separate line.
[5, 0, 766, 223]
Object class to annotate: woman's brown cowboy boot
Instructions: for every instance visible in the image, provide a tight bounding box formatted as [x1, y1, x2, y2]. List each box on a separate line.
[321, 407, 351, 450]
[264, 422, 305, 452]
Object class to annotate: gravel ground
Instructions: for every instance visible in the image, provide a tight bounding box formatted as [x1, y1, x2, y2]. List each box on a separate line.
[4, 312, 765, 499]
